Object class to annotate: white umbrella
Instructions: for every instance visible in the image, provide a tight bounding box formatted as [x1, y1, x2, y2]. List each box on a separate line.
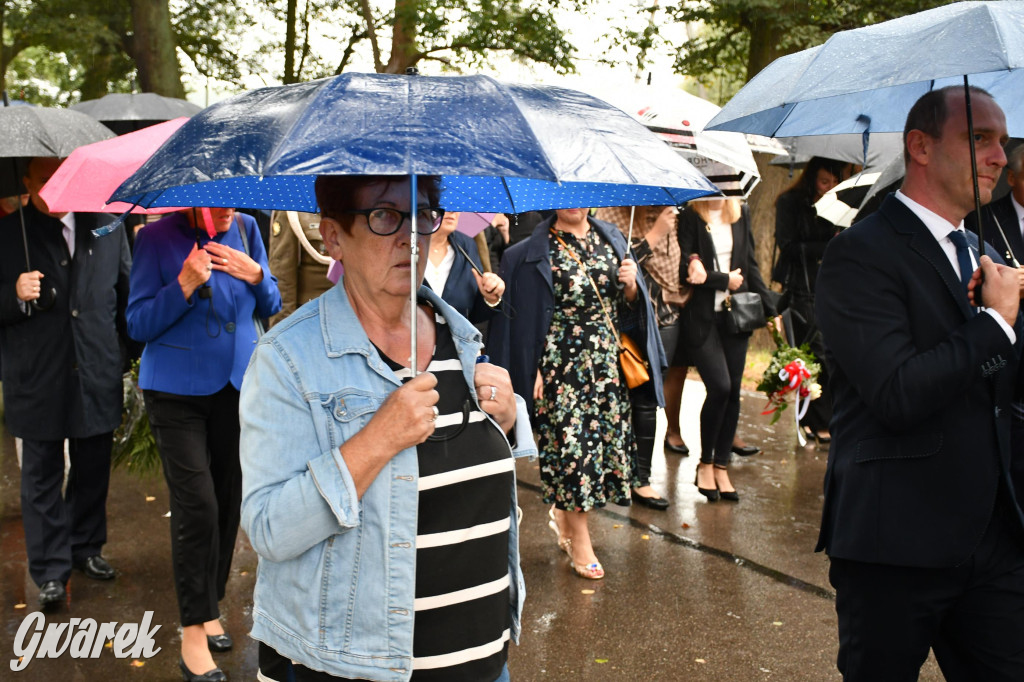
[584, 83, 762, 198]
[772, 133, 904, 170]
[814, 171, 883, 228]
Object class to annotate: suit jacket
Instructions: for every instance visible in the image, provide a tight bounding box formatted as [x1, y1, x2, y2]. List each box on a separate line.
[431, 230, 496, 324]
[126, 212, 282, 395]
[677, 204, 777, 349]
[0, 204, 131, 440]
[487, 214, 666, 416]
[814, 193, 1024, 568]
[967, 192, 1024, 266]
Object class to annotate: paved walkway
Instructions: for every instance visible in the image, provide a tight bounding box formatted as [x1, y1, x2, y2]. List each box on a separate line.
[0, 381, 942, 680]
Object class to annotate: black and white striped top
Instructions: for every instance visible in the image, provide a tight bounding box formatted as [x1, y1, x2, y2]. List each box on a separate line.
[257, 304, 514, 682]
[386, 305, 514, 681]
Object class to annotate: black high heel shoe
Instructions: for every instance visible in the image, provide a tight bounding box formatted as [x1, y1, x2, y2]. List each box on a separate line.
[714, 464, 740, 502]
[694, 465, 720, 502]
[179, 657, 227, 682]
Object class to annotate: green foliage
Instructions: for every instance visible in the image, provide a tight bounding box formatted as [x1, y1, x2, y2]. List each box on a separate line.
[111, 359, 163, 478]
[756, 326, 821, 425]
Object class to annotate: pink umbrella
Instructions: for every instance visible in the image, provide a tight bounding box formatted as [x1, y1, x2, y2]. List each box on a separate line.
[454, 211, 496, 237]
[39, 117, 188, 215]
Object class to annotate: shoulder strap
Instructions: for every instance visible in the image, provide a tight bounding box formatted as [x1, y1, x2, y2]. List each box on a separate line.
[236, 214, 251, 256]
[550, 228, 619, 337]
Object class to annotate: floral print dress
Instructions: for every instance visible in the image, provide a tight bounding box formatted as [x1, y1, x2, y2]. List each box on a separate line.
[536, 227, 634, 512]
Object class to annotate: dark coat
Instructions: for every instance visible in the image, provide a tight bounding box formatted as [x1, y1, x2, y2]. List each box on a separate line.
[677, 204, 777, 349]
[487, 214, 665, 416]
[0, 203, 131, 440]
[967, 192, 1024, 266]
[814, 193, 1024, 568]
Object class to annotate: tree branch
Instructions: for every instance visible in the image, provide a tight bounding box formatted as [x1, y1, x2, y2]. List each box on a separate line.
[356, 0, 382, 72]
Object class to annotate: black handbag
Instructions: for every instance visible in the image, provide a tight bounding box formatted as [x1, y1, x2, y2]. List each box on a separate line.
[710, 229, 764, 335]
[723, 291, 764, 334]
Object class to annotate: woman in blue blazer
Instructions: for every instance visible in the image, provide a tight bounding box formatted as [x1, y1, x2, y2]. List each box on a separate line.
[424, 211, 504, 323]
[489, 209, 665, 580]
[127, 208, 280, 681]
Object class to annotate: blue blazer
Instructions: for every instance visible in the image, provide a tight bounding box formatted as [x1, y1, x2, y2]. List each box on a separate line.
[433, 230, 497, 323]
[488, 214, 666, 416]
[126, 212, 282, 395]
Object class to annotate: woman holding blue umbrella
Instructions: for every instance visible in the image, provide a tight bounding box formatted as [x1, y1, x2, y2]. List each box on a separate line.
[240, 175, 535, 682]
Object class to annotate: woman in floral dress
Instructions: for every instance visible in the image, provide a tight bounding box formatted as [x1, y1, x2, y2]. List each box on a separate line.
[489, 207, 665, 579]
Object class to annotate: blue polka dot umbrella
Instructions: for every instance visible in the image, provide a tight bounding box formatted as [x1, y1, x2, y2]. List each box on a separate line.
[110, 72, 717, 213]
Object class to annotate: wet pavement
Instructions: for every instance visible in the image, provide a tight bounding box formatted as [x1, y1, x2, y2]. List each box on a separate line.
[0, 380, 943, 681]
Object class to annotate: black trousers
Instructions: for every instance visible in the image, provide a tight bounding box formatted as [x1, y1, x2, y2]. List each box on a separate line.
[630, 387, 658, 487]
[144, 386, 242, 626]
[21, 432, 113, 585]
[829, 486, 1024, 681]
[687, 315, 749, 466]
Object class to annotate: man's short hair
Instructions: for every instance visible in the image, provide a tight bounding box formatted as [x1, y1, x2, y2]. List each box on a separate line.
[1007, 144, 1024, 175]
[903, 85, 994, 165]
[314, 175, 443, 233]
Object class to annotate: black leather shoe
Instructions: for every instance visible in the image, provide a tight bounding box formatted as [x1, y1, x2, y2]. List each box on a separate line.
[207, 633, 233, 652]
[664, 440, 690, 456]
[179, 657, 227, 682]
[631, 489, 670, 510]
[73, 555, 115, 580]
[38, 580, 66, 609]
[719, 489, 740, 502]
[731, 444, 760, 457]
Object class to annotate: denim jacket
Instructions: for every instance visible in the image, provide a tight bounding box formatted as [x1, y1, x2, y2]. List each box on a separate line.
[239, 283, 536, 681]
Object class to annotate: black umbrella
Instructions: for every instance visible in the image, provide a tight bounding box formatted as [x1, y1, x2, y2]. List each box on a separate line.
[0, 102, 115, 195]
[1, 95, 114, 312]
[71, 93, 202, 135]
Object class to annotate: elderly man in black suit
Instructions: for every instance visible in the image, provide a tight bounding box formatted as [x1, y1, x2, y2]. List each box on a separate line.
[970, 144, 1024, 280]
[815, 86, 1024, 681]
[0, 157, 131, 608]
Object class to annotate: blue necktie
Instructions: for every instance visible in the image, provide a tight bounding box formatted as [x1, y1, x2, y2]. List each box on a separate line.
[948, 230, 976, 313]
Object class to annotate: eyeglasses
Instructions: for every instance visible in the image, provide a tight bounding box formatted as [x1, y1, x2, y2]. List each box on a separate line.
[337, 207, 446, 236]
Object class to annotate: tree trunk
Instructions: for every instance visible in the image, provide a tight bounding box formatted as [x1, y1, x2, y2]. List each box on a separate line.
[128, 0, 185, 97]
[383, 0, 419, 74]
[745, 16, 786, 81]
[283, 0, 297, 83]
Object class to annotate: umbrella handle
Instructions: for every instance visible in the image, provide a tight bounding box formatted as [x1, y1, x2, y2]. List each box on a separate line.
[409, 175, 419, 376]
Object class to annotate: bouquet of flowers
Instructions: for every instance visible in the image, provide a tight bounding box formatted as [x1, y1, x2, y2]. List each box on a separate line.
[757, 325, 822, 431]
[111, 358, 162, 477]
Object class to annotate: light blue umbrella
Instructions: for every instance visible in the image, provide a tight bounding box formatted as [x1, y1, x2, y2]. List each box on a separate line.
[111, 72, 717, 369]
[705, 1, 1024, 254]
[706, 1, 1024, 138]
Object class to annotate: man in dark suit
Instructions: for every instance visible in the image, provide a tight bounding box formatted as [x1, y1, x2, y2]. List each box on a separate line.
[969, 144, 1024, 279]
[815, 86, 1024, 680]
[0, 157, 131, 608]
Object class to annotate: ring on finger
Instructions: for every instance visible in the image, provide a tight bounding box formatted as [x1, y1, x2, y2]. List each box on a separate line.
[489, 385, 497, 401]
[429, 405, 439, 423]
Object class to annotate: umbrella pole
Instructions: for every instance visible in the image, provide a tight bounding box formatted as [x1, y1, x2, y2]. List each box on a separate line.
[963, 76, 985, 258]
[627, 206, 635, 246]
[14, 197, 33, 318]
[409, 175, 419, 376]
